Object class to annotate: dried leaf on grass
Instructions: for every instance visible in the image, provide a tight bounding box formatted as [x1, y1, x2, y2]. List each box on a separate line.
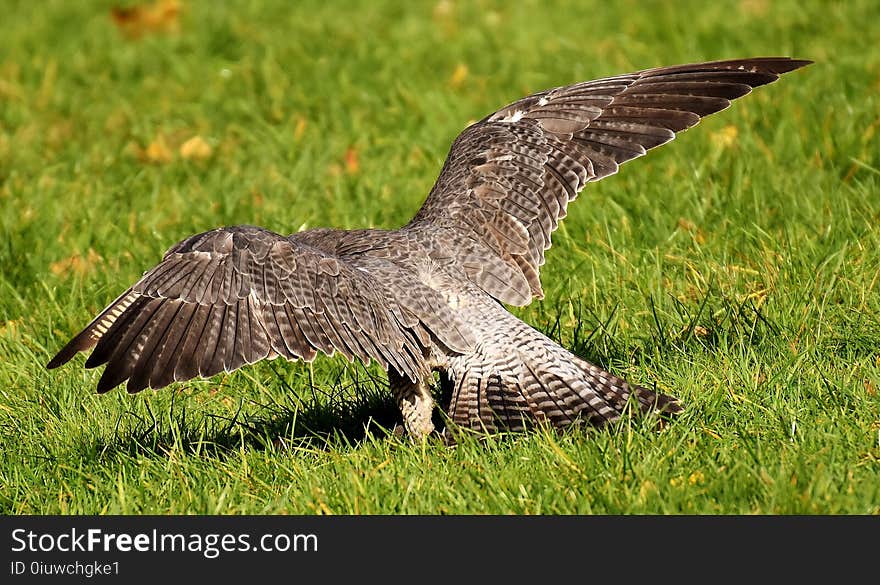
[50, 248, 103, 277]
[111, 0, 181, 39]
[127, 134, 173, 164]
[710, 125, 739, 150]
[449, 63, 468, 88]
[344, 147, 359, 174]
[179, 135, 212, 160]
[130, 133, 213, 164]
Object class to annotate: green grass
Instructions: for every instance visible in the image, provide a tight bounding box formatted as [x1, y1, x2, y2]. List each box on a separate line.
[1, 0, 879, 514]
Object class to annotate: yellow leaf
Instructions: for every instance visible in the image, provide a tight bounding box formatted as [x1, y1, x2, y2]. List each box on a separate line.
[449, 63, 469, 88]
[710, 125, 739, 150]
[293, 116, 307, 140]
[433, 0, 454, 20]
[143, 134, 173, 164]
[50, 248, 103, 277]
[179, 135, 212, 160]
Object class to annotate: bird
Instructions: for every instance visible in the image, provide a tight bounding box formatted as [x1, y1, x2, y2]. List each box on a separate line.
[47, 57, 811, 440]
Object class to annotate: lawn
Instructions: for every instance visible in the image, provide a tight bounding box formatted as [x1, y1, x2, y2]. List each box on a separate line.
[1, 0, 878, 514]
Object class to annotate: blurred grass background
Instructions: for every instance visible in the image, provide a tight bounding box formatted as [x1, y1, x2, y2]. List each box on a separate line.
[1, 0, 878, 513]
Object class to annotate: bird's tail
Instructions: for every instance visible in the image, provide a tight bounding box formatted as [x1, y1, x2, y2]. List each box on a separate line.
[443, 320, 681, 433]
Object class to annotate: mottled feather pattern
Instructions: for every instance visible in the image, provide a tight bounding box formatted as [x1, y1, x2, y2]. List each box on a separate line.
[51, 226, 462, 391]
[446, 294, 682, 433]
[48, 58, 809, 438]
[408, 57, 810, 304]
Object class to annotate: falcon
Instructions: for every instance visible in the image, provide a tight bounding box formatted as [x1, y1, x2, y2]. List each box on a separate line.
[47, 57, 811, 439]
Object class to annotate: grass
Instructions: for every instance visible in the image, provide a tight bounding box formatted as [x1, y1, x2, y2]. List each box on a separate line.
[1, 0, 879, 514]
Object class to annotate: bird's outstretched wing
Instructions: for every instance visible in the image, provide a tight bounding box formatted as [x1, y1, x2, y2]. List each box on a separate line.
[408, 57, 811, 305]
[47, 226, 437, 392]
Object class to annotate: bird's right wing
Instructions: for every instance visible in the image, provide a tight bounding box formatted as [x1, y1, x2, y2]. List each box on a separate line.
[47, 225, 443, 393]
[408, 57, 811, 305]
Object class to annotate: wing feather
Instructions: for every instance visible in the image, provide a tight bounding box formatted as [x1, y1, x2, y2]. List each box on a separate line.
[150, 301, 198, 389]
[95, 298, 165, 393]
[127, 299, 186, 392]
[48, 225, 447, 392]
[173, 304, 213, 381]
[407, 57, 811, 304]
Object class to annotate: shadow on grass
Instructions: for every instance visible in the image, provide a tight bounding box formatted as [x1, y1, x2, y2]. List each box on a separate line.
[82, 359, 666, 463]
[533, 287, 783, 370]
[79, 288, 768, 461]
[83, 369, 407, 462]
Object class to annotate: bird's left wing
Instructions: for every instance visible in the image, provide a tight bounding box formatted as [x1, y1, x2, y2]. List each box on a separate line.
[47, 225, 435, 392]
[407, 57, 811, 305]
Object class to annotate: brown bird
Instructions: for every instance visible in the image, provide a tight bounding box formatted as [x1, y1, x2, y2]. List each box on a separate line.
[47, 57, 811, 439]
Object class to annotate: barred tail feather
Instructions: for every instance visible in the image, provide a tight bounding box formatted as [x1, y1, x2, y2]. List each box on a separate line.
[568, 354, 683, 418]
[445, 332, 682, 433]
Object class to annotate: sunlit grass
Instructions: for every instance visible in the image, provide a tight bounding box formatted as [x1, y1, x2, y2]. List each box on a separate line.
[1, 0, 878, 514]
